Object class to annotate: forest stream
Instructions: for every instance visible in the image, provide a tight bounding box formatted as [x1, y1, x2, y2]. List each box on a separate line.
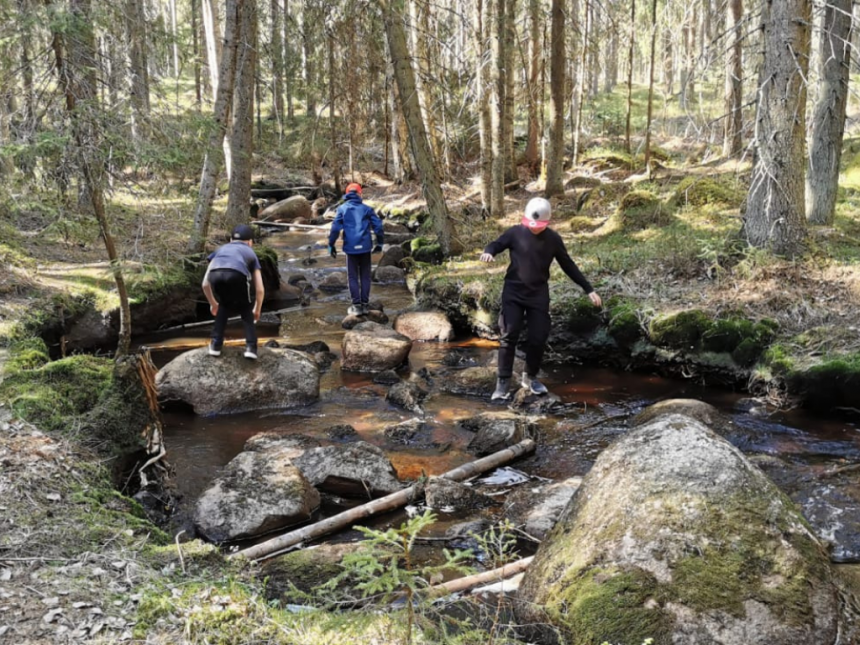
[137, 227, 860, 567]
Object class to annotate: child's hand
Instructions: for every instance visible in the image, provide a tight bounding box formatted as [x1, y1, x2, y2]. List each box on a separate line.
[210, 303, 219, 316]
[480, 253, 494, 262]
[328, 245, 337, 258]
[589, 292, 603, 308]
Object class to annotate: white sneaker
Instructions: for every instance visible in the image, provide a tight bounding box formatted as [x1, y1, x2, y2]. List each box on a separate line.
[208, 341, 222, 356]
[522, 373, 548, 395]
[491, 377, 511, 401]
[244, 345, 258, 360]
[347, 305, 361, 316]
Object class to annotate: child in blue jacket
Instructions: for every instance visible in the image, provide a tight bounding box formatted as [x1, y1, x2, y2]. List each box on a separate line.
[328, 183, 385, 315]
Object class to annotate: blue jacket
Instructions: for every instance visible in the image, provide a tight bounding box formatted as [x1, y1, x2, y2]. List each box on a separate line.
[328, 192, 384, 254]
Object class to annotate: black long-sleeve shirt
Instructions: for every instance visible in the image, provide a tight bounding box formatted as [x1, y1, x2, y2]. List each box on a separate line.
[484, 225, 594, 295]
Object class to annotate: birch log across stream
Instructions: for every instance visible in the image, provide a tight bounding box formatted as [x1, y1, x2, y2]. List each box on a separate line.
[231, 438, 536, 561]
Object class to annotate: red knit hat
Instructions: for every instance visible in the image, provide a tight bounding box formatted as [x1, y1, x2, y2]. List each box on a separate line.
[345, 183, 362, 196]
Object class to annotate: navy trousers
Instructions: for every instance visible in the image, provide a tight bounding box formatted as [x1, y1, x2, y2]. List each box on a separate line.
[346, 252, 372, 305]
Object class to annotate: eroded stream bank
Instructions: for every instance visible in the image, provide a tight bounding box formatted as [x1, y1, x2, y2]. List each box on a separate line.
[143, 227, 860, 566]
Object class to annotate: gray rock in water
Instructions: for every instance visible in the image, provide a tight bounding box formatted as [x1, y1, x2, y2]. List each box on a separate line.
[319, 272, 348, 292]
[439, 366, 496, 397]
[504, 477, 582, 541]
[341, 310, 389, 330]
[373, 369, 402, 385]
[425, 478, 495, 512]
[194, 438, 320, 543]
[394, 311, 454, 342]
[517, 409, 845, 645]
[326, 424, 359, 442]
[156, 347, 319, 415]
[292, 441, 403, 498]
[377, 246, 406, 269]
[341, 321, 412, 372]
[373, 266, 406, 284]
[386, 380, 427, 414]
[259, 195, 312, 221]
[461, 411, 534, 456]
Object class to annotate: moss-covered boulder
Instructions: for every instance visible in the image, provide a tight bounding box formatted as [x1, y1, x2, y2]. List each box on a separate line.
[605, 297, 643, 345]
[614, 190, 671, 230]
[648, 309, 712, 350]
[517, 410, 842, 645]
[568, 296, 603, 333]
[673, 175, 746, 209]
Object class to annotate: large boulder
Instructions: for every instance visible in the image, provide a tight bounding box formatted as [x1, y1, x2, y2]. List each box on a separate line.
[373, 266, 406, 284]
[264, 283, 304, 308]
[394, 311, 454, 342]
[291, 441, 403, 498]
[386, 380, 427, 414]
[439, 366, 496, 397]
[259, 195, 312, 221]
[425, 478, 496, 512]
[156, 347, 319, 415]
[319, 272, 348, 292]
[194, 438, 320, 543]
[517, 410, 843, 645]
[377, 246, 406, 269]
[341, 321, 412, 372]
[460, 411, 534, 456]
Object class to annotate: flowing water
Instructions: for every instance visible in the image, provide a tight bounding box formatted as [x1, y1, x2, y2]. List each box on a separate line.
[137, 227, 860, 559]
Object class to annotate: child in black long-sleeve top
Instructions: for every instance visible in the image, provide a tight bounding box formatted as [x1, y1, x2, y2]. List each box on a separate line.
[480, 197, 602, 400]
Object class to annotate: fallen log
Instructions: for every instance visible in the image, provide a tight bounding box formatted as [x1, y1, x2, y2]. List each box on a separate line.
[231, 438, 537, 562]
[142, 303, 307, 336]
[253, 220, 331, 231]
[428, 556, 534, 597]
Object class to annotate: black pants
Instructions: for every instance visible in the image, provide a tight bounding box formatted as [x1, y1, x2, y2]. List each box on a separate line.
[346, 252, 372, 305]
[497, 286, 551, 379]
[208, 269, 257, 349]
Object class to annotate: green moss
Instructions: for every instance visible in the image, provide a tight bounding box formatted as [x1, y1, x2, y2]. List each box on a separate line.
[579, 183, 632, 216]
[0, 340, 113, 432]
[760, 344, 796, 376]
[648, 310, 711, 350]
[568, 296, 603, 333]
[606, 298, 643, 345]
[549, 566, 672, 645]
[673, 176, 745, 209]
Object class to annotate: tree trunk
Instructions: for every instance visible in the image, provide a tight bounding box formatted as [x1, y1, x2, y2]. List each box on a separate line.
[489, 0, 506, 215]
[50, 0, 132, 357]
[192, 0, 202, 106]
[302, 0, 317, 116]
[410, 0, 442, 176]
[625, 0, 635, 153]
[126, 0, 150, 141]
[572, 0, 588, 164]
[544, 0, 565, 197]
[743, 0, 810, 256]
[16, 0, 36, 175]
[475, 0, 492, 212]
[270, 0, 284, 126]
[202, 0, 222, 99]
[643, 0, 658, 173]
[503, 0, 517, 182]
[188, 0, 241, 254]
[326, 27, 341, 193]
[806, 0, 851, 226]
[383, 0, 461, 255]
[169, 0, 179, 77]
[722, 0, 743, 157]
[524, 0, 540, 173]
[225, 0, 258, 230]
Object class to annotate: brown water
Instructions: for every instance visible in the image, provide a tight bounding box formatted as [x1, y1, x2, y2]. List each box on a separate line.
[140, 228, 860, 555]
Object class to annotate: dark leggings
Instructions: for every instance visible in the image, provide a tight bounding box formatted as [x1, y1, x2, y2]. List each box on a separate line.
[497, 287, 551, 379]
[208, 269, 257, 348]
[346, 252, 372, 305]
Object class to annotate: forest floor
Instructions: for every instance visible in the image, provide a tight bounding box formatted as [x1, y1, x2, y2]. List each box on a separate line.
[7, 136, 860, 641]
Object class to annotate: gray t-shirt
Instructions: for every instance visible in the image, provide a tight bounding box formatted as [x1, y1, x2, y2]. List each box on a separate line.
[206, 241, 261, 278]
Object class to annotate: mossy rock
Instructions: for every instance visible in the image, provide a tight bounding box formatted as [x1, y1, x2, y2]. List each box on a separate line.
[606, 297, 642, 345]
[578, 182, 632, 217]
[614, 190, 671, 230]
[517, 412, 842, 645]
[648, 310, 712, 350]
[701, 317, 778, 366]
[254, 244, 281, 293]
[260, 543, 361, 605]
[673, 175, 746, 209]
[0, 338, 113, 433]
[568, 296, 603, 333]
[410, 237, 443, 264]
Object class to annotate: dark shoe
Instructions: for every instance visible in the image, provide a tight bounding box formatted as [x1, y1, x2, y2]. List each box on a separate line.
[491, 377, 511, 401]
[522, 373, 548, 395]
[359, 303, 370, 315]
[208, 341, 222, 357]
[244, 344, 258, 360]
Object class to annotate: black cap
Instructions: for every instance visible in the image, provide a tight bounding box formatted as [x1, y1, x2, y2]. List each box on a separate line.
[232, 224, 254, 241]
